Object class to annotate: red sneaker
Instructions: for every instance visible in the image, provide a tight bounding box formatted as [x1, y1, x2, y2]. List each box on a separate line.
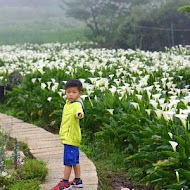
[51, 180, 71, 190]
[70, 178, 83, 188]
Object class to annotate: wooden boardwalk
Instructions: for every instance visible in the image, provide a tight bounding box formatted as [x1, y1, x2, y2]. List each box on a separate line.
[0, 113, 98, 190]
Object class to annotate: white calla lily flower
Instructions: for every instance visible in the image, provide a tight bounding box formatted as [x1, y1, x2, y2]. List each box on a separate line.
[41, 83, 46, 90]
[47, 97, 52, 102]
[154, 110, 163, 119]
[175, 170, 180, 183]
[106, 109, 114, 115]
[130, 102, 140, 110]
[175, 114, 188, 129]
[31, 78, 37, 83]
[81, 95, 88, 100]
[136, 94, 142, 101]
[145, 109, 151, 116]
[168, 132, 173, 139]
[169, 141, 178, 152]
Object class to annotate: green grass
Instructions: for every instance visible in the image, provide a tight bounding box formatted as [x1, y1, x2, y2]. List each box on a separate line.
[80, 144, 129, 190]
[0, 27, 90, 45]
[18, 159, 48, 181]
[7, 180, 40, 190]
[0, 129, 47, 189]
[0, 101, 17, 117]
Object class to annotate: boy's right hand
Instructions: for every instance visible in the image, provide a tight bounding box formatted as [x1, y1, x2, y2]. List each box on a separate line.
[77, 112, 83, 119]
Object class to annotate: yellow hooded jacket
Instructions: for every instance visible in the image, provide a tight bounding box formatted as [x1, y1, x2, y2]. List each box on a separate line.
[59, 99, 84, 147]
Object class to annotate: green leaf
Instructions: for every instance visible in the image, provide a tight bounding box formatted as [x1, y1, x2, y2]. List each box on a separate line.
[161, 151, 179, 158]
[179, 169, 190, 180]
[165, 183, 182, 190]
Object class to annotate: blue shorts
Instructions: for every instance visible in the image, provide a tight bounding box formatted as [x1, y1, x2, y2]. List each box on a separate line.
[63, 144, 79, 166]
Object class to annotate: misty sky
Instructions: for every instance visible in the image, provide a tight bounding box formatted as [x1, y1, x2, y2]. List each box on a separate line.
[0, 0, 82, 30]
[0, 0, 61, 7]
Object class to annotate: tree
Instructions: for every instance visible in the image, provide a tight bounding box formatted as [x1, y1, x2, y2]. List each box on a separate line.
[114, 0, 190, 50]
[61, 0, 190, 50]
[61, 0, 151, 44]
[178, 5, 190, 17]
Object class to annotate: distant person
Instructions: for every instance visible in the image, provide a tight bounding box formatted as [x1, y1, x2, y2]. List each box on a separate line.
[52, 79, 85, 190]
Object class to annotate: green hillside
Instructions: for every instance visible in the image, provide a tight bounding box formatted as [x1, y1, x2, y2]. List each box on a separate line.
[0, 0, 87, 44]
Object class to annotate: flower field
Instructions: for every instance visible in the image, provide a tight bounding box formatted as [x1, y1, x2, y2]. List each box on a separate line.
[0, 42, 190, 189]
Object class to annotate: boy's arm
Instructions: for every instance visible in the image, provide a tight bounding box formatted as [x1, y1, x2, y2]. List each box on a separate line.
[60, 110, 64, 127]
[75, 102, 84, 119]
[59, 108, 64, 136]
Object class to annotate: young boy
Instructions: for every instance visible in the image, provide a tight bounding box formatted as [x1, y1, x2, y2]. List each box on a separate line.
[52, 79, 85, 190]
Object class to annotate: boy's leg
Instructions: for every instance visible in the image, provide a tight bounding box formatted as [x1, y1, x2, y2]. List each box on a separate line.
[51, 145, 73, 190]
[51, 166, 71, 190]
[69, 148, 83, 188]
[70, 164, 83, 188]
[63, 144, 74, 181]
[64, 165, 72, 180]
[73, 163, 81, 178]
[64, 144, 80, 179]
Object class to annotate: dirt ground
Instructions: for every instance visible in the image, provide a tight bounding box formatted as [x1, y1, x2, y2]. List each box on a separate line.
[112, 175, 153, 190]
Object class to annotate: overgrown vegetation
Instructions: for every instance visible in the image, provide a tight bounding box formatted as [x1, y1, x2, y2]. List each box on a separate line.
[0, 129, 47, 189]
[178, 5, 190, 17]
[7, 180, 40, 190]
[0, 43, 190, 189]
[63, 0, 190, 50]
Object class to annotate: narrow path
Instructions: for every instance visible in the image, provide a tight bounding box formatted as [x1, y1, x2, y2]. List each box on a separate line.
[0, 113, 98, 190]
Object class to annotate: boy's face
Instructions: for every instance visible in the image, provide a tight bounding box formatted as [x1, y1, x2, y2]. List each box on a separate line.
[65, 87, 81, 102]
